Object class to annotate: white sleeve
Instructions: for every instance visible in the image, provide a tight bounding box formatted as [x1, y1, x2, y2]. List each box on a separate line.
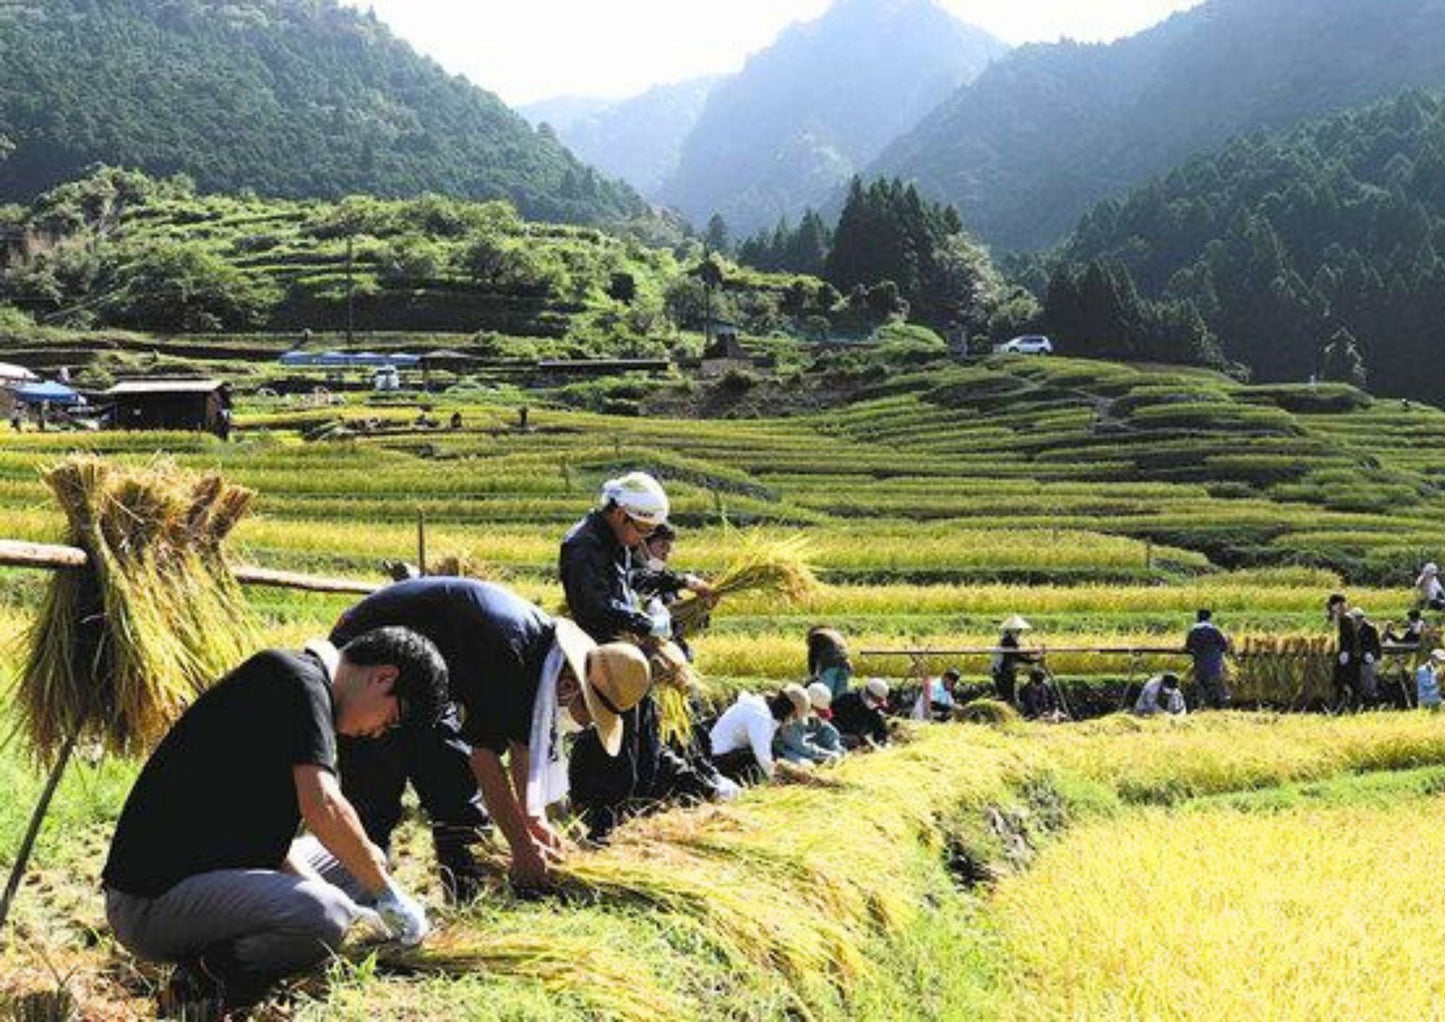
[746, 708, 777, 778]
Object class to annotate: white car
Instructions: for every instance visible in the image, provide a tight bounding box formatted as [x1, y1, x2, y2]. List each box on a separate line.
[996, 335, 1053, 355]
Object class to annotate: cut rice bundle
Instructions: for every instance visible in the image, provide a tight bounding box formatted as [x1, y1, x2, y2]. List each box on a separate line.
[671, 533, 817, 637]
[15, 456, 259, 760]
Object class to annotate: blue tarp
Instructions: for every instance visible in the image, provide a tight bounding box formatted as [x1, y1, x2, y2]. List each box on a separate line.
[279, 350, 420, 368]
[13, 380, 84, 405]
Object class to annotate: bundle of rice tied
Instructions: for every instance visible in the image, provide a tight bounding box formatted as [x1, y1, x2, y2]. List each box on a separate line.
[670, 533, 817, 637]
[17, 456, 259, 760]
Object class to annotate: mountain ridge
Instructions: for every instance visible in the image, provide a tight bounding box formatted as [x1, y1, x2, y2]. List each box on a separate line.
[0, 0, 646, 224]
[657, 0, 1007, 234]
[872, 0, 1445, 251]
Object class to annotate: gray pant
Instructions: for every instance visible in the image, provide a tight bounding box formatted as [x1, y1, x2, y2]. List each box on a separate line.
[105, 837, 371, 978]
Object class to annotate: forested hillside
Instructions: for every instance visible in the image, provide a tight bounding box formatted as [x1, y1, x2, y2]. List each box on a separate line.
[1038, 89, 1445, 404]
[872, 0, 1445, 252]
[658, 0, 1005, 235]
[0, 0, 644, 223]
[0, 167, 891, 360]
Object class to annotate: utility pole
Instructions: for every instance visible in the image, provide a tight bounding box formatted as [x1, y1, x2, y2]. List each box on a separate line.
[702, 245, 713, 348]
[345, 234, 356, 349]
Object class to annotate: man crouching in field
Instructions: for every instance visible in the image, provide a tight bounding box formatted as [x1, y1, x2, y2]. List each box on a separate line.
[102, 627, 447, 1012]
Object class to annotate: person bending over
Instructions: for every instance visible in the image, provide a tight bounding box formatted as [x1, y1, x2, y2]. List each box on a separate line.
[331, 578, 651, 894]
[102, 628, 447, 1011]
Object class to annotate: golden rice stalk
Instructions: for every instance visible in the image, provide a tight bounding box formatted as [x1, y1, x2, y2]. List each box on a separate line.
[672, 533, 817, 636]
[1234, 635, 1336, 706]
[14, 456, 259, 760]
[375, 930, 686, 1022]
[654, 683, 694, 746]
[428, 550, 493, 579]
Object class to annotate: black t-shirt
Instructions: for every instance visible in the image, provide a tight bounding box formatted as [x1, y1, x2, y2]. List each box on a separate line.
[102, 649, 336, 897]
[331, 578, 552, 753]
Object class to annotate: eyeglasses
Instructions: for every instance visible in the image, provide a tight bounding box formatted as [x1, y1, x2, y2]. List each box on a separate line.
[385, 692, 409, 733]
[625, 514, 658, 538]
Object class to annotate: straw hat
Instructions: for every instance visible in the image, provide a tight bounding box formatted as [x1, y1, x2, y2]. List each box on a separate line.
[554, 619, 651, 757]
[864, 677, 891, 706]
[1000, 614, 1032, 632]
[1431, 649, 1445, 664]
[782, 683, 811, 719]
[647, 639, 697, 690]
[806, 681, 832, 710]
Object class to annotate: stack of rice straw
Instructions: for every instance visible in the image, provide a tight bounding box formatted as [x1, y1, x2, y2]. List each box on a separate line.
[16, 456, 259, 760]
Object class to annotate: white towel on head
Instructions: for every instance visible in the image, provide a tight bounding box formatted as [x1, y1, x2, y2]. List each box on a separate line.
[524, 643, 570, 816]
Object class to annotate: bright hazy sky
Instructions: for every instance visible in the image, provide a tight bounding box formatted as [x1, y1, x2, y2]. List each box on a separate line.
[340, 0, 1205, 106]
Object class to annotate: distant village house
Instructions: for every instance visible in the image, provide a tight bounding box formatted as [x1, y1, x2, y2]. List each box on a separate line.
[106, 379, 232, 437]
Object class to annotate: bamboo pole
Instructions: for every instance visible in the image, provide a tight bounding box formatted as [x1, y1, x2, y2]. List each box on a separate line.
[0, 730, 79, 931]
[1, 539, 379, 595]
[860, 645, 1419, 659]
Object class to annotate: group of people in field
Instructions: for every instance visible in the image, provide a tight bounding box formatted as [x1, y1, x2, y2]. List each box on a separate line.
[1129, 582, 1445, 719]
[1327, 582, 1445, 711]
[99, 470, 900, 1014]
[97, 460, 1445, 1014]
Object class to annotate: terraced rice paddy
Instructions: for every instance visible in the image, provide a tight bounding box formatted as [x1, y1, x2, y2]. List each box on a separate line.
[4, 357, 1445, 697]
[4, 355, 1445, 1018]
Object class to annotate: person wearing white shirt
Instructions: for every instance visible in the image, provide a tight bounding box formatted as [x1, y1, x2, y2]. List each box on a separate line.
[1417, 563, 1445, 610]
[709, 684, 810, 783]
[1133, 672, 1187, 717]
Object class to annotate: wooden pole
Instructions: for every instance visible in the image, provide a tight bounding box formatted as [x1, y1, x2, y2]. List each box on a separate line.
[1, 539, 379, 595]
[416, 509, 427, 577]
[0, 723, 81, 931]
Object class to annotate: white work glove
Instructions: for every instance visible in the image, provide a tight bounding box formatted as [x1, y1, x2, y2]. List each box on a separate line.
[374, 883, 430, 946]
[714, 776, 742, 802]
[649, 606, 673, 639]
[1338, 652, 1349, 666]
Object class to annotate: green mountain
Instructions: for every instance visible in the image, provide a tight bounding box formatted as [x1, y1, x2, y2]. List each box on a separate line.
[1038, 88, 1445, 405]
[872, 0, 1445, 252]
[658, 0, 1006, 235]
[0, 0, 645, 223]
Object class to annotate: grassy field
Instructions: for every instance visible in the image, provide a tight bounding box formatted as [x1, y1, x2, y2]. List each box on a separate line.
[4, 704, 1445, 1019]
[4, 354, 1445, 1018]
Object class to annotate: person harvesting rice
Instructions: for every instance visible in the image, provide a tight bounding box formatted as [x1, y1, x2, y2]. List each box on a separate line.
[331, 578, 653, 893]
[562, 472, 733, 842]
[102, 627, 448, 1013]
[633, 521, 714, 658]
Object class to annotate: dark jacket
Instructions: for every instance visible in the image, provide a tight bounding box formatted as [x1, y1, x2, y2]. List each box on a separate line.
[1358, 621, 1382, 660]
[832, 690, 888, 745]
[559, 510, 652, 642]
[568, 693, 719, 840]
[633, 566, 691, 602]
[1019, 678, 1062, 720]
